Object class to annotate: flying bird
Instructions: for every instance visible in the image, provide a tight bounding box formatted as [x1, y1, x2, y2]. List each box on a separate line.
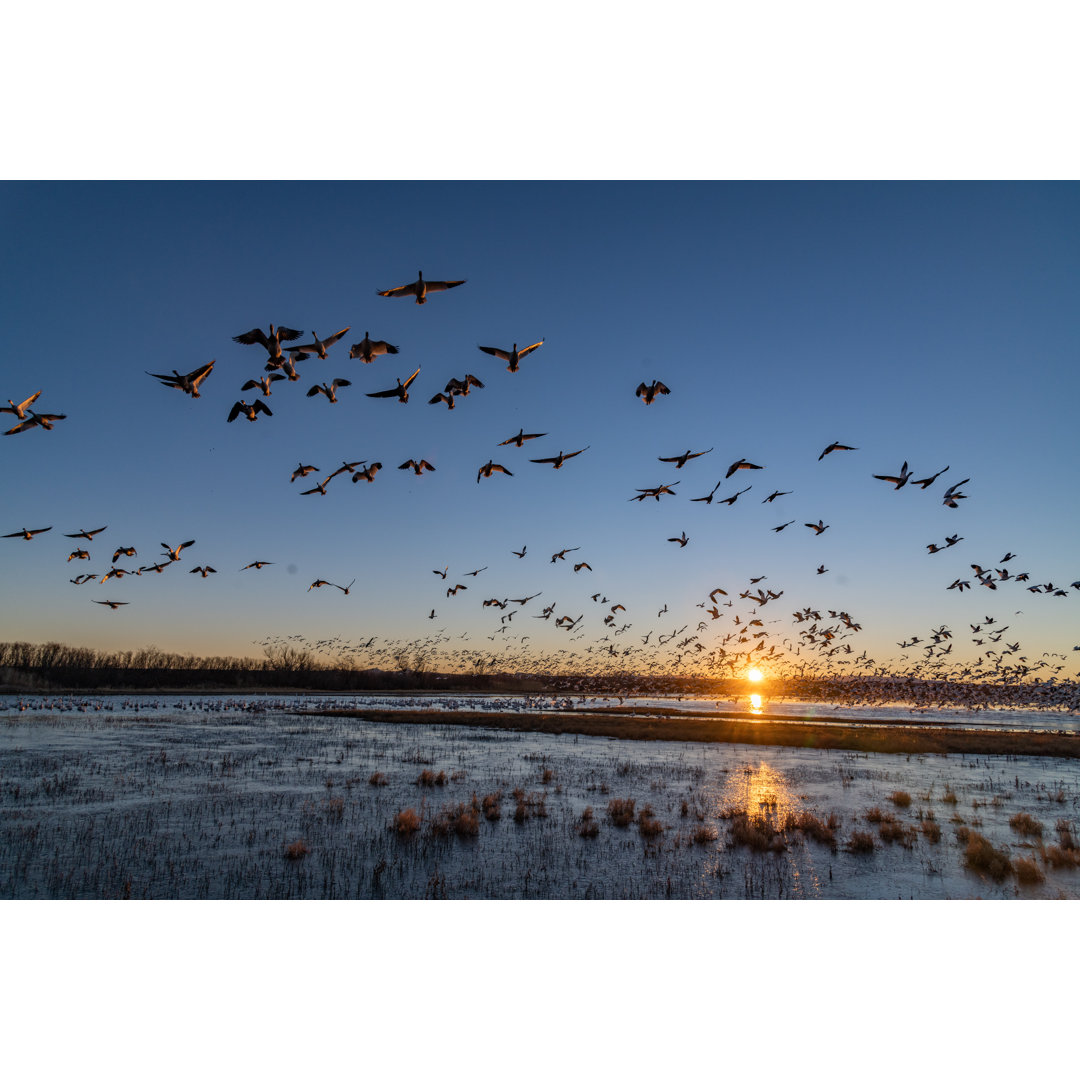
[718, 486, 751, 505]
[631, 482, 679, 501]
[189, 566, 217, 577]
[377, 271, 465, 304]
[530, 446, 589, 469]
[68, 549, 90, 561]
[512, 546, 527, 558]
[93, 600, 129, 610]
[306, 379, 351, 403]
[772, 520, 795, 532]
[635, 380, 670, 404]
[444, 374, 485, 397]
[819, 442, 857, 460]
[240, 373, 285, 397]
[762, 490, 792, 503]
[3, 527, 52, 540]
[162, 540, 195, 562]
[942, 479, 970, 508]
[668, 532, 689, 547]
[70, 574, 96, 584]
[1, 391, 42, 419]
[873, 461, 913, 489]
[240, 561, 273, 570]
[64, 526, 107, 541]
[4, 411, 66, 435]
[147, 362, 216, 397]
[477, 340, 544, 373]
[399, 459, 436, 475]
[352, 463, 383, 483]
[659, 448, 712, 469]
[477, 460, 513, 482]
[366, 367, 420, 403]
[348, 332, 400, 363]
[227, 399, 272, 423]
[291, 463, 319, 483]
[691, 480, 723, 504]
[112, 546, 137, 563]
[232, 325, 303, 362]
[285, 327, 350, 360]
[725, 459, 763, 479]
[911, 465, 949, 489]
[498, 429, 547, 448]
[326, 461, 368, 481]
[805, 520, 830, 535]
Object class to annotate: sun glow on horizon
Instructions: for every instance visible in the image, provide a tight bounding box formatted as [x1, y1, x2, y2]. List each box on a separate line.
[747, 668, 764, 682]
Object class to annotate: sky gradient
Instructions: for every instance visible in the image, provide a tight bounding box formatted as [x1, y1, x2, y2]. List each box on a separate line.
[2, 182, 1077, 675]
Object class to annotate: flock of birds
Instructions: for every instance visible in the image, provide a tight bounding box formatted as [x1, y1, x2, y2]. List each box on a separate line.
[5, 268, 1078, 694]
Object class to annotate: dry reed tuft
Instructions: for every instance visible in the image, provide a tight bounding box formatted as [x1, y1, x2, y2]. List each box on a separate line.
[324, 797, 345, 822]
[637, 804, 664, 839]
[847, 830, 876, 854]
[692, 824, 718, 845]
[1009, 812, 1044, 839]
[1055, 819, 1077, 851]
[920, 819, 942, 843]
[878, 819, 916, 848]
[417, 769, 447, 787]
[728, 811, 786, 853]
[784, 810, 837, 849]
[1043, 844, 1080, 869]
[481, 791, 502, 821]
[1014, 857, 1045, 885]
[368, 771, 389, 786]
[889, 790, 912, 808]
[578, 806, 599, 838]
[541, 767, 554, 784]
[865, 806, 894, 825]
[430, 802, 480, 838]
[959, 828, 1013, 882]
[393, 807, 421, 835]
[606, 798, 636, 828]
[284, 838, 310, 860]
[942, 788, 959, 805]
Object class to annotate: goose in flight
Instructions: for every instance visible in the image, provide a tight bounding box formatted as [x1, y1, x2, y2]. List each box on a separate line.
[352, 463, 383, 483]
[726, 458, 763, 479]
[377, 271, 465, 304]
[872, 461, 912, 489]
[162, 540, 195, 562]
[271, 356, 303, 381]
[64, 526, 107, 541]
[477, 460, 513, 482]
[668, 531, 689, 547]
[68, 549, 90, 561]
[240, 560, 273, 570]
[286, 327, 350, 360]
[189, 566, 217, 577]
[399, 459, 436, 475]
[659, 448, 712, 469]
[478, 339, 544, 373]
[718, 485, 751, 505]
[447, 584, 467, 596]
[291, 463, 319, 483]
[306, 379, 351, 403]
[635, 380, 670, 404]
[631, 481, 679, 501]
[464, 567, 487, 577]
[93, 600, 129, 610]
[326, 460, 367, 481]
[348, 332, 400, 363]
[227, 399, 272, 423]
[310, 579, 355, 595]
[70, 574, 97, 584]
[912, 465, 949, 489]
[1, 390, 41, 419]
[4, 410, 66, 435]
[139, 561, 170, 574]
[574, 561, 592, 572]
[233, 324, 303, 361]
[101, 567, 136, 583]
[691, 480, 722, 504]
[762, 490, 792, 503]
[444, 374, 485, 397]
[147, 361, 216, 397]
[804, 520, 830, 535]
[428, 392, 457, 409]
[512, 546, 527, 558]
[530, 446, 589, 469]
[3, 526, 52, 540]
[241, 373, 285, 397]
[432, 566, 448, 578]
[112, 546, 137, 563]
[818, 442, 857, 460]
[942, 478, 970, 508]
[300, 479, 330, 496]
[367, 367, 420, 403]
[550, 547, 580, 563]
[498, 429, 547, 448]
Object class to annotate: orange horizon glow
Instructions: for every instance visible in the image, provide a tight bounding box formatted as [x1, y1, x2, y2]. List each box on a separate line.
[747, 668, 764, 682]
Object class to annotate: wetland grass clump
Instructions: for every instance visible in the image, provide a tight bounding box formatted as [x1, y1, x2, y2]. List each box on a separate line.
[637, 804, 664, 839]
[878, 819, 917, 848]
[847, 830, 876, 854]
[417, 769, 447, 788]
[1014, 857, 1046, 885]
[393, 808, 422, 835]
[430, 802, 480, 839]
[577, 807, 600, 838]
[691, 824, 718, 845]
[606, 798, 636, 828]
[957, 828, 1013, 882]
[1008, 812, 1044, 839]
[785, 810, 838, 849]
[728, 812, 786, 853]
[368, 771, 389, 786]
[920, 819, 942, 843]
[284, 839, 310, 860]
[889, 791, 912, 809]
[481, 791, 502, 822]
[942, 788, 959, 806]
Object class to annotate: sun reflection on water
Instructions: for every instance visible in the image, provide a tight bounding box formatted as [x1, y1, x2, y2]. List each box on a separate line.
[721, 761, 799, 821]
[749, 693, 763, 714]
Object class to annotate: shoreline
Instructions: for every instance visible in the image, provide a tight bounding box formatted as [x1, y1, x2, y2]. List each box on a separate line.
[309, 707, 1080, 759]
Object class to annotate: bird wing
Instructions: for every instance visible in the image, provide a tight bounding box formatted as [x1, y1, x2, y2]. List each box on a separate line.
[401, 367, 420, 390]
[253, 400, 272, 415]
[331, 379, 352, 389]
[227, 402, 243, 422]
[424, 280, 465, 292]
[322, 327, 350, 347]
[233, 328, 270, 347]
[530, 456, 558, 464]
[478, 346, 510, 361]
[276, 327, 304, 342]
[377, 281, 419, 298]
[366, 386, 400, 398]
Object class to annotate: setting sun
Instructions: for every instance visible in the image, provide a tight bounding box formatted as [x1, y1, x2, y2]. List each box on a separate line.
[747, 668, 764, 682]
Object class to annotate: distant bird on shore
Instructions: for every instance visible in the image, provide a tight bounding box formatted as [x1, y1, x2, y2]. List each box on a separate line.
[3, 526, 52, 540]
[348, 332, 399, 363]
[367, 367, 420, 403]
[377, 271, 465, 304]
[477, 460, 513, 482]
[306, 379, 351, 404]
[286, 327, 350, 360]
[530, 447, 589, 469]
[635, 380, 670, 405]
[819, 442, 857, 460]
[227, 399, 272, 423]
[478, 340, 544, 373]
[147, 362, 216, 397]
[233, 325, 303, 362]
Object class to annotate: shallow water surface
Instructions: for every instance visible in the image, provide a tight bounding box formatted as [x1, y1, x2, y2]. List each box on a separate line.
[2, 695, 1078, 899]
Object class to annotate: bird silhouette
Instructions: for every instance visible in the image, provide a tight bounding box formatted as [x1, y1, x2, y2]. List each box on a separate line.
[478, 340, 544, 373]
[377, 271, 465, 304]
[348, 332, 400, 363]
[147, 362, 216, 397]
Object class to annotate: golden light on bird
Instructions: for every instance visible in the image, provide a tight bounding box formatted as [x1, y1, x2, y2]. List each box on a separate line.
[747, 668, 764, 682]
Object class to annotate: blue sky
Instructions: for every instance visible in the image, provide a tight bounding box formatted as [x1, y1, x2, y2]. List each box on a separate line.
[2, 181, 1077, 673]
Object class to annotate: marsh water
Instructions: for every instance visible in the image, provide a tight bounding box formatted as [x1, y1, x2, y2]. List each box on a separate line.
[2, 693, 1078, 899]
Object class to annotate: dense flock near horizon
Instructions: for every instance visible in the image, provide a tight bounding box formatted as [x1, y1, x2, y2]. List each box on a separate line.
[4, 269, 1078, 702]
